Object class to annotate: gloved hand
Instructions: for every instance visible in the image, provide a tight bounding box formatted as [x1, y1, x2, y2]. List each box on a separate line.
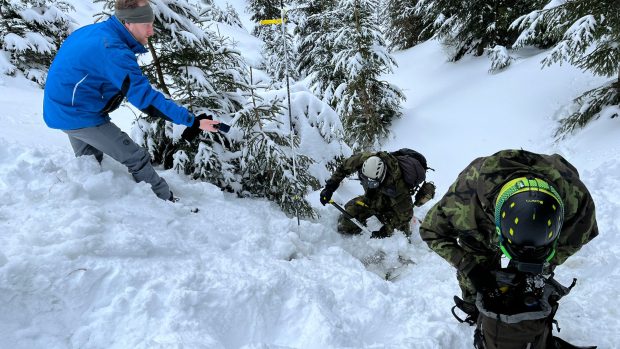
[181, 113, 212, 141]
[371, 225, 390, 239]
[319, 187, 334, 206]
[320, 180, 340, 206]
[414, 181, 436, 207]
[467, 263, 498, 293]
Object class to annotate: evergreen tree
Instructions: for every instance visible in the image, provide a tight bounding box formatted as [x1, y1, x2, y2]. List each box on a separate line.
[299, 0, 347, 109]
[487, 45, 514, 72]
[292, 0, 336, 78]
[0, 0, 73, 84]
[247, 0, 281, 36]
[212, 3, 245, 29]
[260, 20, 298, 82]
[424, 0, 547, 64]
[97, 0, 349, 218]
[235, 86, 316, 218]
[229, 74, 350, 218]
[330, 0, 404, 151]
[292, 0, 347, 106]
[512, 0, 619, 137]
[382, 0, 433, 51]
[249, 0, 298, 83]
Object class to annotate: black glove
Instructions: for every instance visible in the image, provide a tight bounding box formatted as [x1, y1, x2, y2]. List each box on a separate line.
[319, 180, 339, 206]
[319, 187, 334, 206]
[181, 113, 212, 141]
[467, 264, 498, 293]
[371, 225, 390, 239]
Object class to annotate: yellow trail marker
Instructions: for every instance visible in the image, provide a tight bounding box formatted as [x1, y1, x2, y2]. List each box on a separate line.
[259, 19, 284, 25]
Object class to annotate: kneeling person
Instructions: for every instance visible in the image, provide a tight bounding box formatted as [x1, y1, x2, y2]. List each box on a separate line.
[320, 150, 430, 238]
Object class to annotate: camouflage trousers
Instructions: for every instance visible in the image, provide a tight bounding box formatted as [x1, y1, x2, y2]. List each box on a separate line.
[336, 195, 410, 236]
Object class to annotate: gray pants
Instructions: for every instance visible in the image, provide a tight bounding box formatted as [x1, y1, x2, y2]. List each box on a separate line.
[63, 122, 171, 200]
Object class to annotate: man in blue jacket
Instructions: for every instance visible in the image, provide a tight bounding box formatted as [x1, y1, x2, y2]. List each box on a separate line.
[43, 0, 218, 201]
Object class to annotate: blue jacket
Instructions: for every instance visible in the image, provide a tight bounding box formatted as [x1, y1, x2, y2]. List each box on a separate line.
[43, 16, 194, 130]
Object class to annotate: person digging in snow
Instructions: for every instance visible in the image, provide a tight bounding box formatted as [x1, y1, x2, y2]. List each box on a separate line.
[320, 149, 435, 238]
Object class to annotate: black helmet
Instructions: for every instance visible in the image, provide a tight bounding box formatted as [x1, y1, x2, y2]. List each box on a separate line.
[494, 177, 564, 263]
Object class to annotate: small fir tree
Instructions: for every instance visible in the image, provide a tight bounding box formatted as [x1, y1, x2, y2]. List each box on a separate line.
[292, 0, 347, 107]
[212, 3, 245, 29]
[222, 71, 351, 218]
[292, 0, 336, 78]
[235, 88, 318, 218]
[0, 0, 74, 84]
[260, 21, 299, 83]
[329, 0, 404, 151]
[487, 45, 515, 73]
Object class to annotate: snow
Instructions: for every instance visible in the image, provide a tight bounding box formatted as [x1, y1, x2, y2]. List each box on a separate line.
[212, 21, 263, 68]
[259, 82, 353, 184]
[0, 51, 16, 76]
[566, 15, 597, 45]
[3, 33, 32, 52]
[1, 2, 619, 349]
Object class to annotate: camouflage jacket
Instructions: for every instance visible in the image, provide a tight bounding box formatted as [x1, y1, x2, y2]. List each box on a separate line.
[326, 151, 414, 233]
[419, 149, 598, 273]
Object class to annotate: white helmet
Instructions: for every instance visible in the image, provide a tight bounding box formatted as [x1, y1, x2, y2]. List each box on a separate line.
[360, 156, 386, 188]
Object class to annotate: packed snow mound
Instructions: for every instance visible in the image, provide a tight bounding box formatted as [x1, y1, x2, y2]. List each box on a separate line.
[1, 137, 618, 348]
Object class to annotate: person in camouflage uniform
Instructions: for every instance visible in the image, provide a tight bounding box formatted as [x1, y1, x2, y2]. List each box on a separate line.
[419, 149, 598, 310]
[319, 151, 426, 238]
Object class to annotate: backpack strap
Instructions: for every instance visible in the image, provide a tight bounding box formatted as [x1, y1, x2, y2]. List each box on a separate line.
[452, 295, 478, 326]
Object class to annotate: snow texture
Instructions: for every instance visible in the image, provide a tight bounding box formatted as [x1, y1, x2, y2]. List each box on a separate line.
[0, 2, 619, 349]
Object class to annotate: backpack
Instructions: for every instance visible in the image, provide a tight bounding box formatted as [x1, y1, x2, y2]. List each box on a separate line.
[473, 272, 596, 349]
[390, 148, 429, 189]
[391, 148, 436, 205]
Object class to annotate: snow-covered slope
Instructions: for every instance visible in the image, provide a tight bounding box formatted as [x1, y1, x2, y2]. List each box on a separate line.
[1, 3, 619, 349]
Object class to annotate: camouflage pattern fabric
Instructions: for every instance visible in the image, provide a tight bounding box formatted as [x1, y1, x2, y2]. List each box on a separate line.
[326, 151, 414, 236]
[419, 149, 598, 302]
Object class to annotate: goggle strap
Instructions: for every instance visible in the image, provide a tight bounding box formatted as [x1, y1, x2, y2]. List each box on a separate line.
[545, 241, 557, 262]
[499, 244, 513, 260]
[497, 227, 512, 259]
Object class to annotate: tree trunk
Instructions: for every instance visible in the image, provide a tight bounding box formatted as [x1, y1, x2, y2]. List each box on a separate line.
[147, 40, 171, 96]
[248, 67, 263, 129]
